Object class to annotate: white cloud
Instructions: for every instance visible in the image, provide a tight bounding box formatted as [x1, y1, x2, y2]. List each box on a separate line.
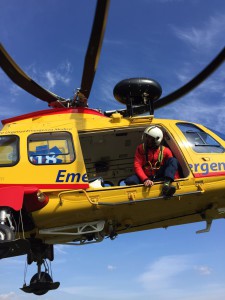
[138, 255, 192, 290]
[156, 64, 225, 132]
[0, 60, 72, 105]
[0, 292, 17, 300]
[157, 95, 225, 132]
[61, 285, 140, 300]
[136, 255, 225, 300]
[45, 71, 56, 88]
[59, 61, 72, 74]
[172, 13, 225, 51]
[55, 244, 68, 255]
[194, 265, 212, 275]
[43, 64, 71, 90]
[107, 264, 117, 271]
[9, 85, 21, 97]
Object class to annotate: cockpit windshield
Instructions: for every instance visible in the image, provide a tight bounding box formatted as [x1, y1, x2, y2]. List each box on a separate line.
[177, 123, 225, 153]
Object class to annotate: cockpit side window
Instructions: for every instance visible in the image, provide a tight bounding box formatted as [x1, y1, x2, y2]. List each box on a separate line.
[0, 135, 19, 166]
[177, 123, 225, 153]
[28, 132, 75, 165]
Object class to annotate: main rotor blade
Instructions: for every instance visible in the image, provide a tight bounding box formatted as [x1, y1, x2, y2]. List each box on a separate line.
[154, 46, 225, 109]
[0, 43, 66, 104]
[80, 0, 110, 99]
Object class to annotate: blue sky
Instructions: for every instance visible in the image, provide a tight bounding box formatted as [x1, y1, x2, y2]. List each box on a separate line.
[0, 0, 225, 299]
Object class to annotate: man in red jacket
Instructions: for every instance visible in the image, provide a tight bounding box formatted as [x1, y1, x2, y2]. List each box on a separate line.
[125, 125, 178, 196]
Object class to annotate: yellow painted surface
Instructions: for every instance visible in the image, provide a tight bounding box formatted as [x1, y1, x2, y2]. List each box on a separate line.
[1, 108, 225, 243]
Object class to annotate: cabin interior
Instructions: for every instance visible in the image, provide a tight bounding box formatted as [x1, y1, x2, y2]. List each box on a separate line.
[79, 125, 190, 186]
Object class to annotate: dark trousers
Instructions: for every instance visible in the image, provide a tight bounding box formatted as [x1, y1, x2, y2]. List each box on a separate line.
[125, 157, 178, 185]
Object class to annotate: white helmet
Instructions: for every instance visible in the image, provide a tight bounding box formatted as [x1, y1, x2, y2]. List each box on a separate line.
[143, 126, 163, 146]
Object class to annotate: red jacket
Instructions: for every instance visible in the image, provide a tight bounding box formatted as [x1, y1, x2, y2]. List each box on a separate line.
[134, 143, 174, 182]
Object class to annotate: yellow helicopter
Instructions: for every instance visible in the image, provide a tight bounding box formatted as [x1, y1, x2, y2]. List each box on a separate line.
[0, 0, 225, 296]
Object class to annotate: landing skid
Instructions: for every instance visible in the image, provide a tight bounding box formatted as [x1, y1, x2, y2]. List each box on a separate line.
[0, 238, 30, 259]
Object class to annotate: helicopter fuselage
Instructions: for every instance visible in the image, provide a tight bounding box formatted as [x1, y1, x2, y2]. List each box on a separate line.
[0, 107, 225, 245]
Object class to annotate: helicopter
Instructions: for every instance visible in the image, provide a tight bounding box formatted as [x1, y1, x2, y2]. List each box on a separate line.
[0, 0, 225, 296]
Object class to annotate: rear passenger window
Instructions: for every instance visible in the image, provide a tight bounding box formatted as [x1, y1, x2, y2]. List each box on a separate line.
[0, 135, 19, 166]
[28, 132, 75, 165]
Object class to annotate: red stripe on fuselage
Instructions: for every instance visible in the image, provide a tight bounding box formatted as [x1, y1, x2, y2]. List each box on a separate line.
[2, 107, 106, 125]
[193, 171, 225, 178]
[0, 183, 89, 190]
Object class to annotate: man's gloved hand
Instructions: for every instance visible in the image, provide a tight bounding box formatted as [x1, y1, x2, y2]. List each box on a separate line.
[144, 179, 154, 187]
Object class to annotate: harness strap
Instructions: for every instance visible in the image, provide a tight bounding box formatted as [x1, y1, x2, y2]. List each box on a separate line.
[158, 145, 164, 163]
[142, 143, 164, 171]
